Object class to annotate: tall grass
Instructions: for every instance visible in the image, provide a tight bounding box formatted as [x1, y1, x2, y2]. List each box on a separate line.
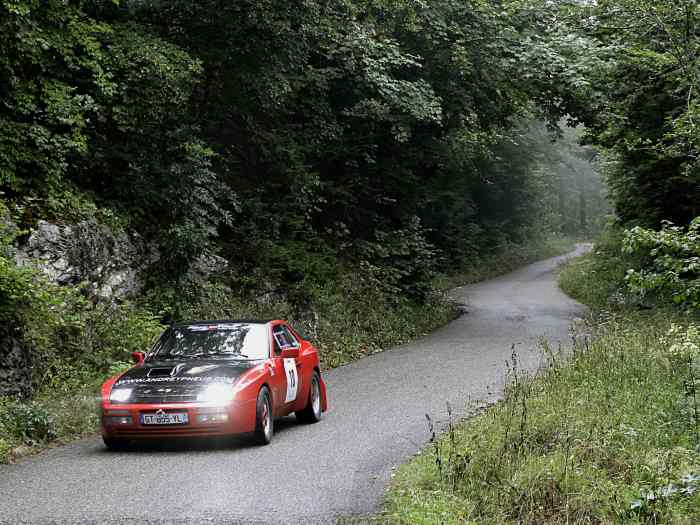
[558, 227, 630, 311]
[385, 230, 700, 525]
[386, 311, 700, 524]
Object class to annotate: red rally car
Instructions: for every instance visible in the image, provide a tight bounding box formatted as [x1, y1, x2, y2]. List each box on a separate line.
[100, 319, 328, 449]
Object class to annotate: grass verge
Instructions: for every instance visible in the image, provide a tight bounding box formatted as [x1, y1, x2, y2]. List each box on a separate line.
[384, 235, 700, 524]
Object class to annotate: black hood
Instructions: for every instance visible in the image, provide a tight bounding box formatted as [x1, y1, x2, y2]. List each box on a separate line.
[115, 359, 260, 387]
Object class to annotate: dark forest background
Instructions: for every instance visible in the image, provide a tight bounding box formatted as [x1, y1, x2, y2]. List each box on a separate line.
[1, 0, 604, 310]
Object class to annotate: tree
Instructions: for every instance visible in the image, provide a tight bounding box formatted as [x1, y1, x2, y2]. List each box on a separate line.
[576, 0, 700, 226]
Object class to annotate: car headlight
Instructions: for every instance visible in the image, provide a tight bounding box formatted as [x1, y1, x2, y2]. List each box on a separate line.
[109, 388, 133, 403]
[197, 383, 235, 404]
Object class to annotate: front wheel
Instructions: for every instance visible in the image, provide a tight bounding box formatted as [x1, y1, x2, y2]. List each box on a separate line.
[252, 387, 273, 445]
[296, 371, 322, 423]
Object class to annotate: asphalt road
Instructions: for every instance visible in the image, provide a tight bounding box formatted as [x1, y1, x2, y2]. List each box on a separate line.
[0, 245, 589, 525]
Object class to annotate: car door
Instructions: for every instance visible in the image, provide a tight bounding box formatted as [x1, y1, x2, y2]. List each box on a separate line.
[270, 323, 301, 415]
[281, 324, 309, 411]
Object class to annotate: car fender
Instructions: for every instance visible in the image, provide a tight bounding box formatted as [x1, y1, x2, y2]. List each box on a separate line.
[100, 372, 128, 402]
[232, 363, 270, 403]
[289, 342, 314, 412]
[318, 369, 328, 413]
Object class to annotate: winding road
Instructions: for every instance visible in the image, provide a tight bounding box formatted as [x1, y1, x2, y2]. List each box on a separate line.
[0, 246, 589, 524]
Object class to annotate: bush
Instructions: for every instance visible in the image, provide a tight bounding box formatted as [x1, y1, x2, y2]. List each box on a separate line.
[0, 250, 162, 394]
[303, 274, 454, 368]
[436, 234, 576, 290]
[0, 399, 56, 444]
[37, 301, 162, 393]
[358, 217, 439, 303]
[623, 217, 700, 310]
[0, 438, 10, 463]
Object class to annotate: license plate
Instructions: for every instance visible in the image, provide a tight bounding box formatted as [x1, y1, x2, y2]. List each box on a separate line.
[141, 412, 188, 425]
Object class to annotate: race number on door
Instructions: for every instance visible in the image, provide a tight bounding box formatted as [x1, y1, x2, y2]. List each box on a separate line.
[283, 358, 298, 403]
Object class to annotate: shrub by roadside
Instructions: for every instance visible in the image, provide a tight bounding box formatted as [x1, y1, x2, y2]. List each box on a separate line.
[384, 226, 700, 525]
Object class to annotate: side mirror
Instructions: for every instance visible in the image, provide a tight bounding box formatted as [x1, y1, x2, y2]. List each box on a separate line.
[280, 348, 299, 359]
[131, 351, 146, 364]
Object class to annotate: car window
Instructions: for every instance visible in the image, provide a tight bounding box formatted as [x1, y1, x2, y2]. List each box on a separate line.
[150, 323, 269, 360]
[272, 325, 298, 353]
[281, 326, 299, 347]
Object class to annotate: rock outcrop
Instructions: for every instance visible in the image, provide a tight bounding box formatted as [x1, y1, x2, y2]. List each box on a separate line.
[0, 331, 32, 398]
[2, 218, 230, 397]
[15, 220, 144, 300]
[14, 220, 229, 300]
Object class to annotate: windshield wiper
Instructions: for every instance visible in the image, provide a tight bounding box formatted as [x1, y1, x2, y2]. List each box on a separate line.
[184, 352, 250, 359]
[208, 352, 250, 359]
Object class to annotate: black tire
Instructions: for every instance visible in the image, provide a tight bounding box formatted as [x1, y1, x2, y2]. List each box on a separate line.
[296, 371, 322, 424]
[103, 436, 130, 451]
[252, 386, 273, 445]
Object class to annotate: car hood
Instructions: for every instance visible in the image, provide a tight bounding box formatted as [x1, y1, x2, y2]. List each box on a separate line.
[114, 359, 262, 387]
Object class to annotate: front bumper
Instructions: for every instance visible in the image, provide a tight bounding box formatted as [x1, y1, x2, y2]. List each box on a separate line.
[100, 399, 257, 440]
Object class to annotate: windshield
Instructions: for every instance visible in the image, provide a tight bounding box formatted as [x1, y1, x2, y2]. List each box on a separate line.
[149, 323, 269, 360]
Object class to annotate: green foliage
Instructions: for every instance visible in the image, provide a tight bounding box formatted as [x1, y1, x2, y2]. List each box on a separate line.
[0, 0, 608, 464]
[623, 218, 700, 310]
[0, 201, 60, 329]
[113, 0, 598, 290]
[0, 1, 234, 280]
[358, 217, 438, 302]
[155, 140, 234, 281]
[1, 0, 604, 295]
[562, 220, 700, 313]
[303, 276, 455, 368]
[0, 398, 56, 444]
[0, 438, 10, 463]
[0, 391, 101, 461]
[570, 0, 700, 227]
[437, 234, 576, 290]
[0, 0, 111, 193]
[35, 300, 162, 394]
[0, 262, 161, 393]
